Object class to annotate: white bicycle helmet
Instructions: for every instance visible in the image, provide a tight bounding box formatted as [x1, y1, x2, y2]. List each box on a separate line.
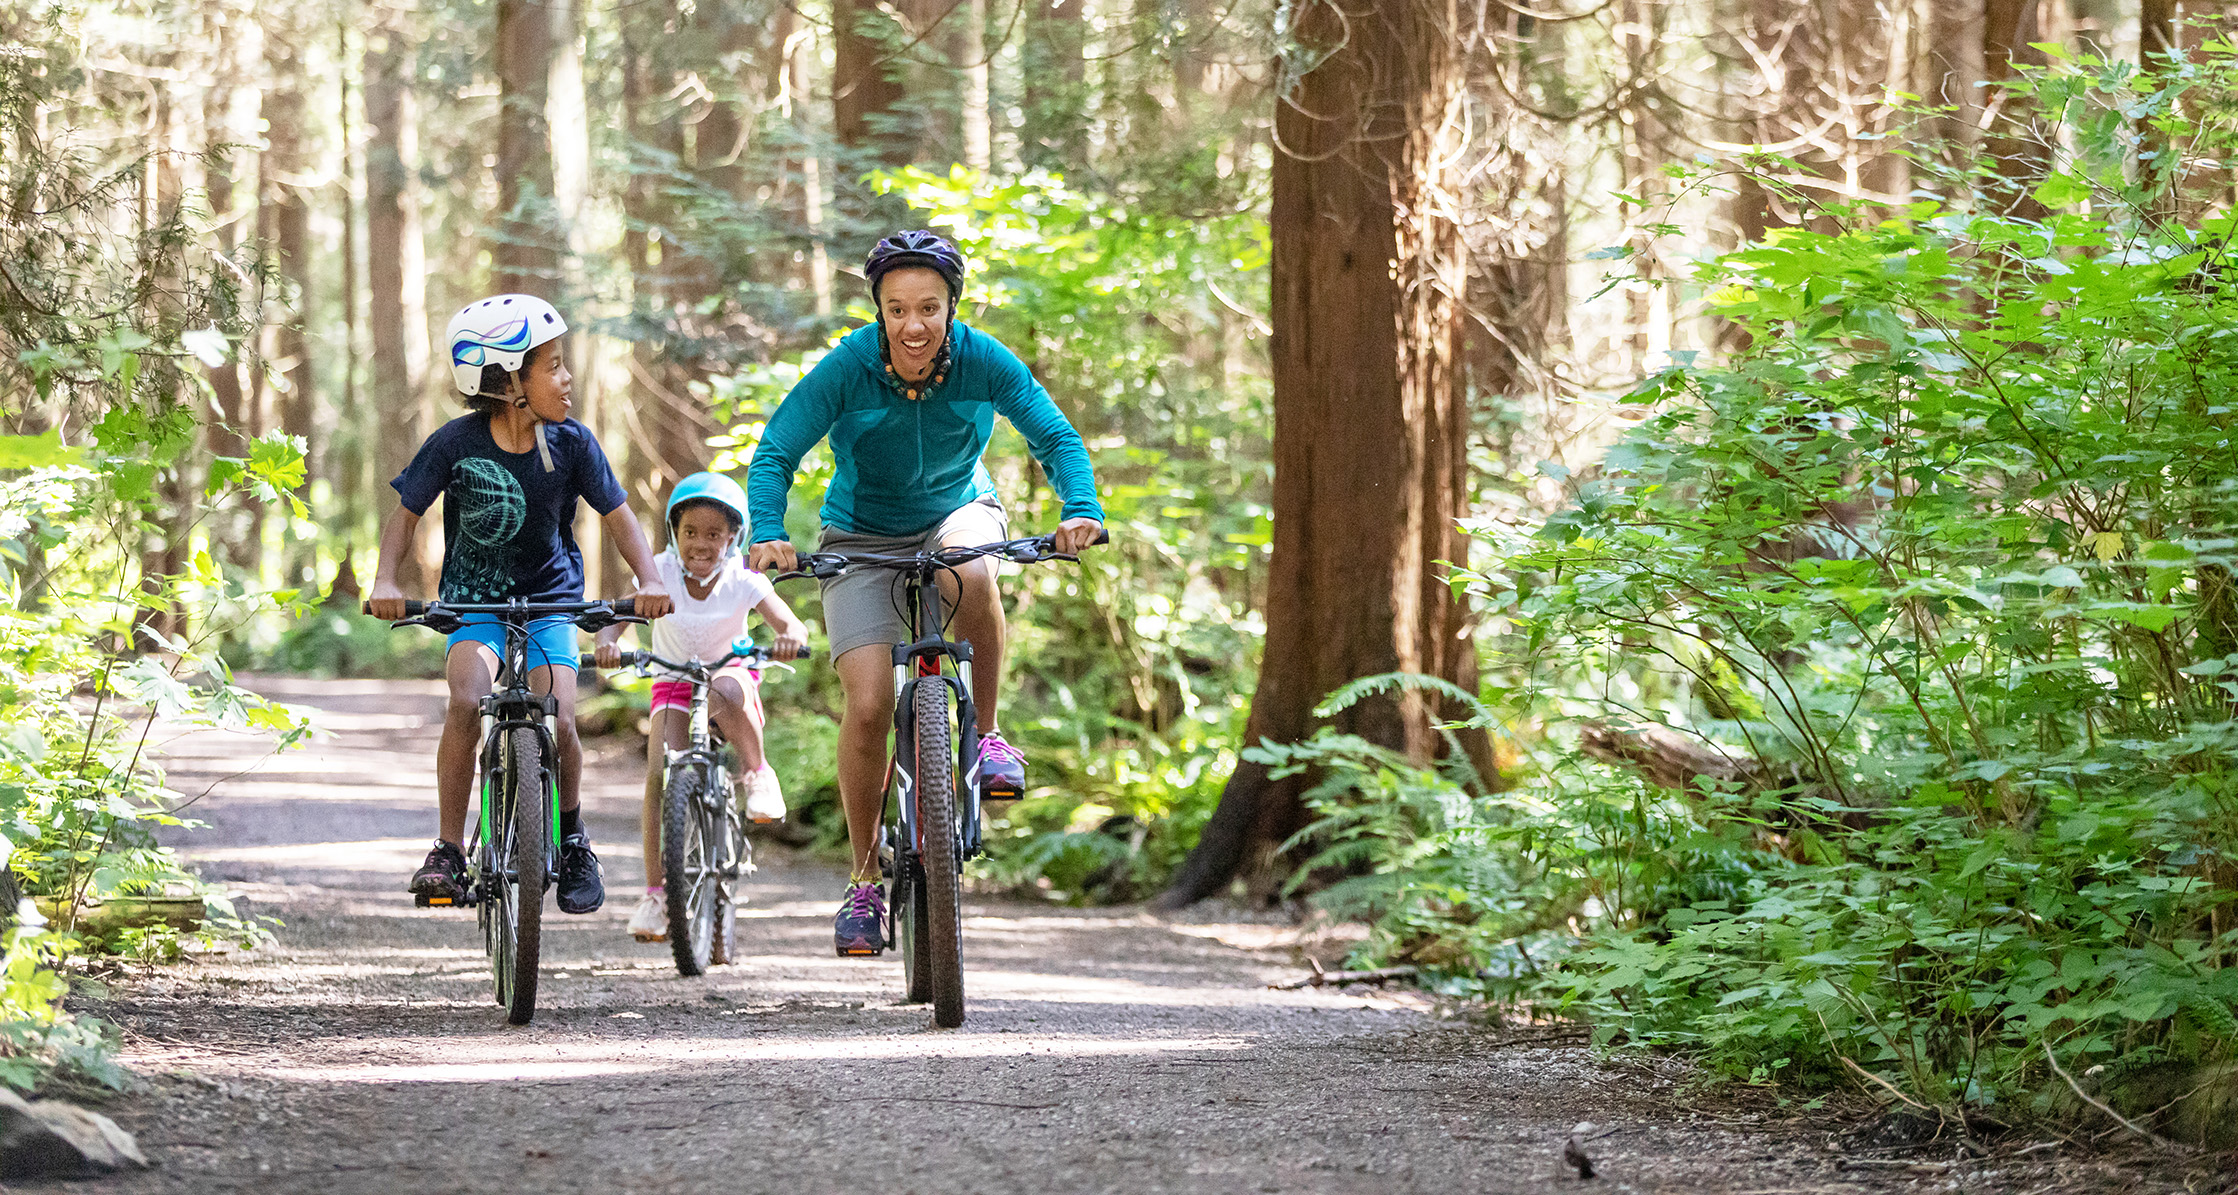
[445, 294, 568, 397]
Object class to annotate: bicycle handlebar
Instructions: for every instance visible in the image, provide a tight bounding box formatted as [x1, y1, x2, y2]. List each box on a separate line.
[775, 529, 1111, 583]
[579, 644, 813, 675]
[364, 598, 642, 632]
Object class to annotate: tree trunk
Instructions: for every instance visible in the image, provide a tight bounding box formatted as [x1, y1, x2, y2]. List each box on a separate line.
[366, 10, 432, 592]
[1979, 0, 2049, 220]
[1158, 0, 1492, 908]
[494, 0, 559, 293]
[961, 0, 990, 171]
[262, 31, 316, 544]
[833, 0, 908, 162]
[1021, 0, 1086, 170]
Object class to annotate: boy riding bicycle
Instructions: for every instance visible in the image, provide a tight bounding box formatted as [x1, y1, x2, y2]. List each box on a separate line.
[367, 294, 673, 916]
[745, 230, 1104, 955]
[590, 471, 809, 943]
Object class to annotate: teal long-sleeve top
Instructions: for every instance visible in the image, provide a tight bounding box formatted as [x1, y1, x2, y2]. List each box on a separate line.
[746, 321, 1104, 543]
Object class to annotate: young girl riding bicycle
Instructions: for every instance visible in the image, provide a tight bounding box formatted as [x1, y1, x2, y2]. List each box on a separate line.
[592, 471, 809, 943]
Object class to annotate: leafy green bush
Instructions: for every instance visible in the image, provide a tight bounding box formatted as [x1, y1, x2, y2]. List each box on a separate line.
[1283, 46, 2238, 1113]
[0, 27, 309, 1088]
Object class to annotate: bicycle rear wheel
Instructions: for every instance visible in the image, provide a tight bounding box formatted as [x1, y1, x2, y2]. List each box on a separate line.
[504, 725, 547, 1025]
[913, 679, 965, 1027]
[663, 764, 718, 976]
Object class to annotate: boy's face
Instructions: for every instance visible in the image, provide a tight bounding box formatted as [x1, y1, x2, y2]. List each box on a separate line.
[512, 339, 573, 422]
[673, 505, 738, 576]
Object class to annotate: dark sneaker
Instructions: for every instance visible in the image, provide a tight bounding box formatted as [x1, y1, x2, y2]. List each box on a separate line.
[833, 882, 886, 957]
[977, 729, 1026, 799]
[410, 839, 468, 907]
[557, 832, 606, 914]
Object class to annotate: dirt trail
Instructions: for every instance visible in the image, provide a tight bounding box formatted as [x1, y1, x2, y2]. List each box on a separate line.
[26, 678, 2163, 1194]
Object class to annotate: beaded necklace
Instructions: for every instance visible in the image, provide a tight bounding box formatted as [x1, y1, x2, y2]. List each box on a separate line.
[876, 318, 953, 401]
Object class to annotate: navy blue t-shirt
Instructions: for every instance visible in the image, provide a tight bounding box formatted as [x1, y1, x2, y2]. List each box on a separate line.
[391, 415, 629, 604]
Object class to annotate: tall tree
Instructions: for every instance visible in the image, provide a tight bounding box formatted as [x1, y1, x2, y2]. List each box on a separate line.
[261, 25, 317, 510]
[1160, 0, 1491, 906]
[832, 0, 908, 164]
[366, 5, 431, 590]
[1021, 0, 1086, 170]
[493, 0, 558, 292]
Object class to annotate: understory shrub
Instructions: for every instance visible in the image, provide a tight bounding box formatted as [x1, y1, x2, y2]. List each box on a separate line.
[1284, 45, 2238, 1114]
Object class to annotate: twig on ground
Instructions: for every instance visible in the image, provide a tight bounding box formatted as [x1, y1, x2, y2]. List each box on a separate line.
[1838, 1056, 1933, 1113]
[1836, 1159, 1954, 1174]
[1270, 964, 1419, 990]
[2042, 1043, 2192, 1153]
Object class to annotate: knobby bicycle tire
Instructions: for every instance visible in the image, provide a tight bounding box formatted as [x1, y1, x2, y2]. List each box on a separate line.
[506, 725, 547, 1025]
[663, 764, 717, 976]
[914, 679, 965, 1027]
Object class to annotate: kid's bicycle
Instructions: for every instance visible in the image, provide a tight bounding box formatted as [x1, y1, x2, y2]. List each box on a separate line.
[580, 638, 812, 976]
[370, 597, 640, 1025]
[779, 531, 1105, 1028]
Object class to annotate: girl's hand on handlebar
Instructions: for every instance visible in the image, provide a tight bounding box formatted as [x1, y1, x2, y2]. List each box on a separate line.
[1052, 517, 1104, 556]
[630, 579, 673, 620]
[749, 540, 798, 575]
[367, 581, 410, 622]
[593, 637, 626, 670]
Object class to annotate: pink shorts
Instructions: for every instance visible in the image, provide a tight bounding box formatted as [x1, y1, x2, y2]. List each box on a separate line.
[649, 667, 762, 717]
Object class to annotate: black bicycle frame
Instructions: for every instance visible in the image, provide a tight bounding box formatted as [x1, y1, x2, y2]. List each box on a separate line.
[890, 566, 984, 861]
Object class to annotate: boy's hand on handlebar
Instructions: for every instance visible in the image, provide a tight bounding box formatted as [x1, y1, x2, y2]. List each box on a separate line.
[1052, 517, 1105, 556]
[630, 579, 673, 620]
[749, 540, 797, 575]
[367, 581, 410, 622]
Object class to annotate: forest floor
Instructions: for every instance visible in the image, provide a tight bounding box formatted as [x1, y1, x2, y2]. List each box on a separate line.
[27, 677, 2227, 1194]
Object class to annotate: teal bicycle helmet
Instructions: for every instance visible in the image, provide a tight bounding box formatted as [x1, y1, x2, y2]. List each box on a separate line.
[665, 472, 749, 538]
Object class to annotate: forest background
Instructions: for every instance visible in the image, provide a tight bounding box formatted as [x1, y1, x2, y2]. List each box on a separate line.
[3, 0, 2236, 1138]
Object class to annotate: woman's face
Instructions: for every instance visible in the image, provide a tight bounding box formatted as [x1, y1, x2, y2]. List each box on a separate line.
[514, 339, 573, 423]
[878, 267, 951, 383]
[672, 504, 738, 578]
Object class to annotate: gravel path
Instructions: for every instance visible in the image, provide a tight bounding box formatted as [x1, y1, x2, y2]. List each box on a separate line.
[31, 678, 2218, 1194]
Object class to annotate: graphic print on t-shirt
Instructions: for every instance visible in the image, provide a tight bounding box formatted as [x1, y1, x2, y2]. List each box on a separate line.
[447, 456, 528, 601]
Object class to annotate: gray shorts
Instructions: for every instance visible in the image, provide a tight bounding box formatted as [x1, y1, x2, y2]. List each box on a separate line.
[817, 499, 1008, 660]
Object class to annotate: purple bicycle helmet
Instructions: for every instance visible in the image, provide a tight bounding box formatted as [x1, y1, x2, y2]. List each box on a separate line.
[865, 230, 966, 303]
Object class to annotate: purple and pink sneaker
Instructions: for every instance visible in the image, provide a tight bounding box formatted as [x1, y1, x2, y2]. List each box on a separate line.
[834, 881, 887, 957]
[977, 729, 1027, 799]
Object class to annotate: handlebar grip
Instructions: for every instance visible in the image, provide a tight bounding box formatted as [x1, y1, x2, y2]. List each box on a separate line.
[362, 600, 427, 618]
[792, 646, 814, 661]
[614, 598, 637, 617]
[579, 653, 597, 669]
[1092, 529, 1110, 545]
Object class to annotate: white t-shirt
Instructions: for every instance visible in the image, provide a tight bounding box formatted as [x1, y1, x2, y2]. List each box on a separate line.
[647, 551, 776, 671]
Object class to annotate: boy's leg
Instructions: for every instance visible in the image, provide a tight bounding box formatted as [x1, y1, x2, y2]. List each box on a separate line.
[438, 643, 500, 844]
[527, 660, 603, 914]
[526, 664, 581, 811]
[834, 644, 894, 879]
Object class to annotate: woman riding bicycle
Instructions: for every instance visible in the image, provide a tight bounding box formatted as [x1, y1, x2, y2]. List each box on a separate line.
[745, 230, 1104, 956]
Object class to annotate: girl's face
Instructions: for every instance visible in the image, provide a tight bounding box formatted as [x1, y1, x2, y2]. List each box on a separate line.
[878, 267, 951, 383]
[673, 504, 739, 578]
[512, 339, 573, 423]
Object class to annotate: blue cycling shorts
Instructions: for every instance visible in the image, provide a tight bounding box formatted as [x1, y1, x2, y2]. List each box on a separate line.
[445, 614, 581, 677]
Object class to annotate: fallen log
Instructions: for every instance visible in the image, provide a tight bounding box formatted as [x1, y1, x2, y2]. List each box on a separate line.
[1269, 965, 1419, 991]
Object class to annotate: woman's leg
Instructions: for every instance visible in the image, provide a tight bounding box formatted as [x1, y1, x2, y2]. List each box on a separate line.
[936, 554, 1004, 736]
[834, 644, 895, 878]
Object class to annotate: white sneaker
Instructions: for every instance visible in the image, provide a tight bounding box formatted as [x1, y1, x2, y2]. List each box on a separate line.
[737, 765, 786, 823]
[627, 894, 667, 942]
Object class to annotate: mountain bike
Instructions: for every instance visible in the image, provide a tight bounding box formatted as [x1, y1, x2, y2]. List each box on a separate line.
[580, 638, 812, 976]
[780, 530, 1106, 1028]
[370, 597, 640, 1025]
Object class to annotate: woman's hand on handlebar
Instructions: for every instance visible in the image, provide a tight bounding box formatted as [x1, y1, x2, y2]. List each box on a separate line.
[749, 539, 798, 575]
[367, 581, 410, 622]
[1052, 517, 1105, 556]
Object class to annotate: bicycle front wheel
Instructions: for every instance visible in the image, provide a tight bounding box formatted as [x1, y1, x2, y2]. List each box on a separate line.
[504, 725, 548, 1025]
[663, 764, 718, 976]
[913, 679, 965, 1027]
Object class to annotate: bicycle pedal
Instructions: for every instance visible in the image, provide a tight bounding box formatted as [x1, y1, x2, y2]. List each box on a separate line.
[836, 945, 884, 958]
[980, 782, 1023, 801]
[416, 893, 458, 908]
